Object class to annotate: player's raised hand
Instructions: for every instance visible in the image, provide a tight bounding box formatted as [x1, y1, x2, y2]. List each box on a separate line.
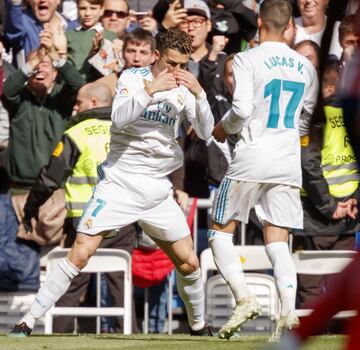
[144, 69, 178, 96]
[212, 122, 228, 143]
[173, 69, 202, 98]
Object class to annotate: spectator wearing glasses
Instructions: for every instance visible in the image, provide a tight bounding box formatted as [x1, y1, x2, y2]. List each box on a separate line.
[101, 0, 130, 37]
[65, 0, 117, 82]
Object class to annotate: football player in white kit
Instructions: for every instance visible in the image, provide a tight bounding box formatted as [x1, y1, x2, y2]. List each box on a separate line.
[10, 29, 214, 337]
[207, 0, 319, 341]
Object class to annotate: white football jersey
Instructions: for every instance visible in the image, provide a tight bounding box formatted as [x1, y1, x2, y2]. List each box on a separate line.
[107, 66, 214, 177]
[222, 41, 319, 187]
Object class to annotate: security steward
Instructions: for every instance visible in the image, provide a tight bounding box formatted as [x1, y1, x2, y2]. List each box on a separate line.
[22, 82, 138, 333]
[296, 64, 360, 307]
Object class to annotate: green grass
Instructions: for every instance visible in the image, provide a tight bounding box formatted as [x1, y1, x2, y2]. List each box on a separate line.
[0, 334, 346, 350]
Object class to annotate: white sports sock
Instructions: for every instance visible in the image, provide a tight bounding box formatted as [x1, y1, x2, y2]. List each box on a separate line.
[265, 242, 297, 317]
[208, 229, 251, 302]
[176, 268, 205, 331]
[25, 257, 80, 323]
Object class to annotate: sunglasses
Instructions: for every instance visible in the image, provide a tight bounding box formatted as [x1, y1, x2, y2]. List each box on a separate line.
[103, 10, 128, 19]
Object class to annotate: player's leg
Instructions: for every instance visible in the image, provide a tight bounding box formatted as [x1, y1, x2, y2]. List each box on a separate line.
[9, 175, 135, 337]
[208, 180, 262, 339]
[9, 232, 105, 336]
[139, 192, 210, 335]
[152, 234, 211, 335]
[257, 185, 301, 341]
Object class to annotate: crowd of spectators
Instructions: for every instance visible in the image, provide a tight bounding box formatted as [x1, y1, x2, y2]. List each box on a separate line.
[0, 0, 359, 335]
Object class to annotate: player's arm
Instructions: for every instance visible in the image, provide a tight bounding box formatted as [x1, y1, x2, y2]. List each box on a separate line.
[111, 68, 178, 130]
[221, 53, 255, 135]
[23, 135, 80, 232]
[299, 65, 319, 136]
[176, 69, 214, 141]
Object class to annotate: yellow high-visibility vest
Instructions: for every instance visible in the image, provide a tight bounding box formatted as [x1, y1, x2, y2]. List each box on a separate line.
[321, 105, 359, 198]
[64, 118, 111, 217]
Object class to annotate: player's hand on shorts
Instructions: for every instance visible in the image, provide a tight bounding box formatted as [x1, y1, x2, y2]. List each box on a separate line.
[212, 122, 228, 143]
[144, 68, 178, 96]
[173, 69, 203, 98]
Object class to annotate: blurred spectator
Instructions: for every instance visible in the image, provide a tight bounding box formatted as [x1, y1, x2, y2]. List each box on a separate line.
[294, 0, 328, 47]
[329, 2, 359, 61]
[101, 0, 130, 37]
[0, 39, 15, 193]
[66, 0, 117, 81]
[21, 82, 138, 333]
[61, 0, 79, 21]
[4, 0, 77, 67]
[297, 63, 360, 308]
[0, 29, 84, 292]
[294, 40, 321, 75]
[96, 28, 156, 95]
[284, 16, 297, 48]
[338, 14, 359, 71]
[208, 0, 258, 54]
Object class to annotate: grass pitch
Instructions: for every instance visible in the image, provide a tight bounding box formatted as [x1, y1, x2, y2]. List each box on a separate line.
[0, 334, 345, 350]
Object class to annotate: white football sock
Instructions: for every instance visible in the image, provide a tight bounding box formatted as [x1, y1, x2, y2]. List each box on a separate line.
[176, 268, 205, 331]
[208, 229, 251, 302]
[265, 242, 297, 317]
[20, 257, 80, 327]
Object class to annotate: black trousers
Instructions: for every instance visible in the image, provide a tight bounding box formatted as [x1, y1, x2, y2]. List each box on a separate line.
[53, 220, 139, 333]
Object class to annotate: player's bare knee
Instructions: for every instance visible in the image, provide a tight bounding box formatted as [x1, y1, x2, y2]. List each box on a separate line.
[68, 242, 94, 269]
[178, 255, 199, 275]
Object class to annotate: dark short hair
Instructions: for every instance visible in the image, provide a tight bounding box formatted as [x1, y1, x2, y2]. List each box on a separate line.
[339, 15, 357, 43]
[259, 0, 292, 33]
[123, 29, 156, 52]
[322, 63, 340, 91]
[294, 39, 321, 60]
[155, 29, 193, 56]
[77, 0, 104, 6]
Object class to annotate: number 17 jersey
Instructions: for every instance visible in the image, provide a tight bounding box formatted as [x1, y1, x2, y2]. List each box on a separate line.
[223, 41, 319, 188]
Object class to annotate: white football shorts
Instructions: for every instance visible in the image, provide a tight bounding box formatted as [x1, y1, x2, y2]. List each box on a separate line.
[211, 178, 303, 229]
[77, 168, 190, 242]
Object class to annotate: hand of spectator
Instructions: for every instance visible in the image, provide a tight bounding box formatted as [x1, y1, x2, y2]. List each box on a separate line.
[112, 38, 124, 59]
[144, 68, 178, 96]
[212, 122, 228, 143]
[162, 0, 188, 30]
[332, 199, 358, 220]
[22, 207, 39, 234]
[174, 189, 189, 211]
[44, 23, 67, 58]
[39, 28, 58, 59]
[139, 14, 158, 34]
[28, 47, 47, 71]
[173, 69, 202, 97]
[346, 198, 358, 219]
[91, 31, 104, 55]
[208, 35, 228, 61]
